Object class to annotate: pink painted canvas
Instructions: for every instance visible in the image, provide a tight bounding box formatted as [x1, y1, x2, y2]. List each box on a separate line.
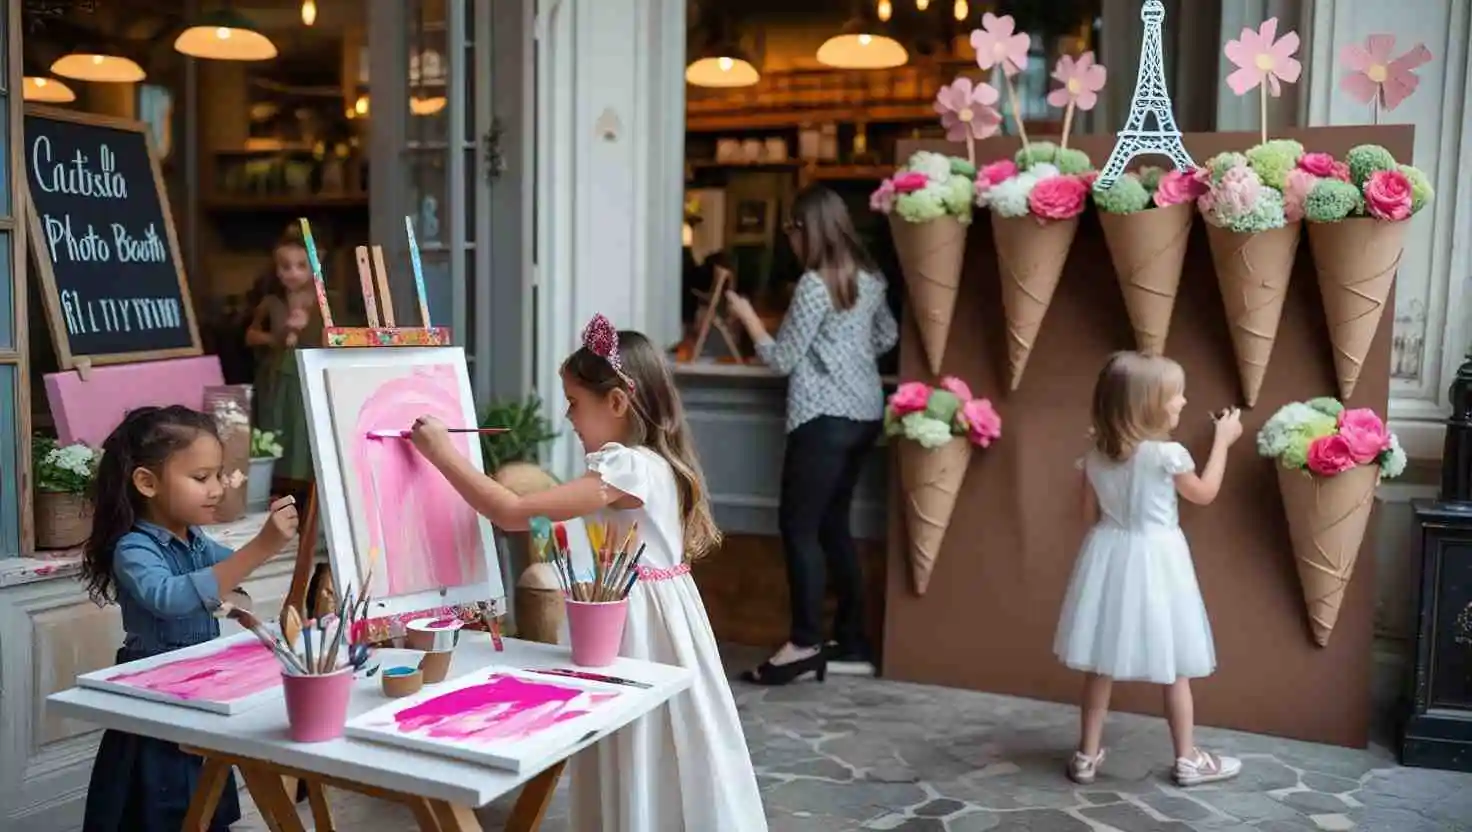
[76, 632, 284, 714]
[45, 355, 224, 446]
[345, 668, 624, 773]
[324, 364, 490, 598]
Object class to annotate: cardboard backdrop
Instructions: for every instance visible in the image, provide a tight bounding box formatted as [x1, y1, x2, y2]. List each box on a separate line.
[883, 127, 1412, 748]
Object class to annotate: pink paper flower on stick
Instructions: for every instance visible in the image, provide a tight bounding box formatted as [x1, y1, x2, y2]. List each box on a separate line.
[1339, 35, 1432, 116]
[1047, 52, 1106, 111]
[970, 13, 1030, 77]
[1225, 18, 1302, 97]
[934, 76, 1002, 164]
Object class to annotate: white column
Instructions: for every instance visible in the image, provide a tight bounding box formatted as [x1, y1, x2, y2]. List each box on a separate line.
[1300, 0, 1472, 459]
[534, 0, 685, 479]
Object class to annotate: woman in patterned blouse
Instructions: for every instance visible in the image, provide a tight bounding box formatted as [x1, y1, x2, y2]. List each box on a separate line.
[727, 185, 898, 685]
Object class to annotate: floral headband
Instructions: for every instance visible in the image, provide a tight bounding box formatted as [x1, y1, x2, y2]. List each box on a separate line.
[582, 314, 635, 390]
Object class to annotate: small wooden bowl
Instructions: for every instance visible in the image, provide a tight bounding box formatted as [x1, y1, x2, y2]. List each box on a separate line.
[419, 650, 453, 684]
[381, 666, 424, 698]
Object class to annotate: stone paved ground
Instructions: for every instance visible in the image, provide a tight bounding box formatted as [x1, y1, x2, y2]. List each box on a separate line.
[239, 646, 1472, 831]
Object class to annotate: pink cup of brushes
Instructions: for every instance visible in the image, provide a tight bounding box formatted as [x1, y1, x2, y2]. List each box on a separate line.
[282, 668, 354, 742]
[564, 598, 628, 667]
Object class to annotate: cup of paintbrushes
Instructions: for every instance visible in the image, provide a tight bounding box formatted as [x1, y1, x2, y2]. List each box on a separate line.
[564, 596, 629, 667]
[281, 667, 354, 742]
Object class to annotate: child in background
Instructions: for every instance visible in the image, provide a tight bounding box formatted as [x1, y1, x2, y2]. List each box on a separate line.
[246, 224, 320, 494]
[409, 314, 767, 831]
[80, 406, 298, 831]
[1053, 352, 1244, 787]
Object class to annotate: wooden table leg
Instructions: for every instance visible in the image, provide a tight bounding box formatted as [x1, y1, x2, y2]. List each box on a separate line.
[404, 797, 445, 831]
[305, 781, 334, 831]
[181, 756, 231, 832]
[238, 764, 308, 832]
[428, 800, 483, 831]
[505, 760, 566, 832]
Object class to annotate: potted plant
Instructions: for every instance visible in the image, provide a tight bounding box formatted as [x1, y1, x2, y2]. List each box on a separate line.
[248, 429, 284, 513]
[480, 395, 562, 643]
[33, 436, 100, 549]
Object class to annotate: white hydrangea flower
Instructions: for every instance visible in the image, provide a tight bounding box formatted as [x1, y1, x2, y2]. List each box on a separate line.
[908, 151, 954, 183]
[1029, 162, 1062, 181]
[988, 173, 1039, 218]
[1380, 434, 1407, 479]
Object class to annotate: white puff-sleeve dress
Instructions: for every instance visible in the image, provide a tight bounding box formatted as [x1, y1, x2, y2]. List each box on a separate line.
[1053, 440, 1217, 684]
[568, 442, 768, 832]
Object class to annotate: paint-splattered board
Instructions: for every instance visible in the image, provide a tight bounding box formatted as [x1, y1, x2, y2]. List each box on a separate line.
[344, 666, 628, 774]
[75, 631, 284, 715]
[298, 347, 507, 622]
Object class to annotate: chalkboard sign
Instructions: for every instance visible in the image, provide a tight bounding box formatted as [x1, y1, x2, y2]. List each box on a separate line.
[22, 106, 201, 369]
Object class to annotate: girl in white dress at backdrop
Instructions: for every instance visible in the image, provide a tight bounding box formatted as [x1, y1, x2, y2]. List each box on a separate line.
[1053, 351, 1245, 788]
[410, 314, 767, 831]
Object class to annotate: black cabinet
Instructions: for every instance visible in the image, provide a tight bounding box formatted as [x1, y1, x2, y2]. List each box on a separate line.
[1401, 500, 1472, 771]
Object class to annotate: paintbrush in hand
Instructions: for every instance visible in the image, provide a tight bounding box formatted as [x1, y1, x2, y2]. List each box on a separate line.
[216, 602, 308, 675]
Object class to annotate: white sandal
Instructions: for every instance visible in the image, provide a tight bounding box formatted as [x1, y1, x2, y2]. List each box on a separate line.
[1067, 748, 1106, 784]
[1173, 747, 1242, 786]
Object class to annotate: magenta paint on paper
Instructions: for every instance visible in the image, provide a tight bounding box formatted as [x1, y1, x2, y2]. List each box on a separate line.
[346, 365, 488, 597]
[105, 641, 282, 702]
[388, 674, 620, 743]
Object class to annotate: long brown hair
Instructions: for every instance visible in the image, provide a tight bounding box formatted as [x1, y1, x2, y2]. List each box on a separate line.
[1090, 351, 1185, 461]
[787, 185, 878, 310]
[562, 331, 722, 558]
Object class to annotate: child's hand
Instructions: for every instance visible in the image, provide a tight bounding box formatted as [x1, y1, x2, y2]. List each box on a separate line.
[1212, 407, 1243, 447]
[285, 308, 309, 331]
[409, 415, 453, 464]
[725, 291, 755, 323]
[258, 496, 299, 547]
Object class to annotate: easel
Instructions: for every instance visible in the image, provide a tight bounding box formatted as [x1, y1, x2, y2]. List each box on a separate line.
[182, 219, 557, 832]
[689, 264, 743, 361]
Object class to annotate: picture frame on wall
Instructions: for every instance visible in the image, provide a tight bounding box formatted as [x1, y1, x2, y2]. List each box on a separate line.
[731, 198, 775, 245]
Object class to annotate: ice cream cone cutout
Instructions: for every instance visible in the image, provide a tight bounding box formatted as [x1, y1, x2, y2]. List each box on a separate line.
[890, 214, 969, 375]
[1307, 218, 1405, 399]
[1205, 223, 1300, 407]
[1277, 464, 1377, 647]
[1098, 200, 1194, 356]
[994, 214, 1079, 390]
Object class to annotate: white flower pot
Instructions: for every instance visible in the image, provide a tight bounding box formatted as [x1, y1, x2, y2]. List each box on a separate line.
[247, 456, 278, 513]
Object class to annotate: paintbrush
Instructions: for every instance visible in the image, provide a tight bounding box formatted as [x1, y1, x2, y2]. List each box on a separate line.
[217, 602, 308, 675]
[365, 428, 509, 440]
[281, 605, 303, 657]
[302, 618, 317, 672]
[322, 588, 353, 672]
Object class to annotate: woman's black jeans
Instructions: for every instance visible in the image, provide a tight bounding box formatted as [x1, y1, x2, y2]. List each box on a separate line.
[779, 416, 881, 652]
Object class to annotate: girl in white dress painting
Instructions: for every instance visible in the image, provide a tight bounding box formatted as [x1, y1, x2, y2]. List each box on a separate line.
[409, 314, 767, 831]
[1053, 351, 1246, 788]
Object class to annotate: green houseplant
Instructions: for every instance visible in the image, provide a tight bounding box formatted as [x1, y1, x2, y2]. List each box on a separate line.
[248, 429, 284, 513]
[33, 435, 100, 549]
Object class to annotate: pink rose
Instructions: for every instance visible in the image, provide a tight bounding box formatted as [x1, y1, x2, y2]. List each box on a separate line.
[1153, 168, 1208, 208]
[1364, 169, 1413, 222]
[1027, 175, 1089, 221]
[1297, 152, 1339, 178]
[959, 398, 1002, 448]
[1282, 168, 1319, 223]
[1336, 408, 1391, 464]
[870, 179, 897, 213]
[888, 382, 931, 416]
[976, 159, 1018, 188]
[939, 375, 973, 401]
[1330, 161, 1351, 182]
[893, 172, 930, 194]
[1306, 434, 1359, 477]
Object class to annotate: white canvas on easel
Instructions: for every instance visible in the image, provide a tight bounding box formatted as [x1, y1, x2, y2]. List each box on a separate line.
[298, 347, 505, 621]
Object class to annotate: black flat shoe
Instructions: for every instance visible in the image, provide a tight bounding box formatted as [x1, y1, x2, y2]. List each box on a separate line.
[741, 651, 827, 685]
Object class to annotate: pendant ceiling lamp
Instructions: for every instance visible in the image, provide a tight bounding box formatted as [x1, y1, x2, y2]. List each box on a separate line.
[175, 7, 278, 61]
[50, 47, 147, 83]
[23, 75, 77, 103]
[817, 11, 908, 69]
[686, 8, 760, 88]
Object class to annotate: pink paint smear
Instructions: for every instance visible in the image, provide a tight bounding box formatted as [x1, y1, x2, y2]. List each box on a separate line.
[106, 642, 282, 701]
[390, 674, 619, 743]
[350, 365, 488, 597]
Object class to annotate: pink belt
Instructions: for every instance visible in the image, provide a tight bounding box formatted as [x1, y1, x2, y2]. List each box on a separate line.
[635, 563, 691, 582]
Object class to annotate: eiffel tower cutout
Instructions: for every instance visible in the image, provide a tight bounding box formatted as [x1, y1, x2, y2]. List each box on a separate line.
[1095, 0, 1196, 190]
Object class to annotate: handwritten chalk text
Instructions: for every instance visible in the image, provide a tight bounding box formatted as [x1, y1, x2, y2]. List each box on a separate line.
[59, 290, 183, 337]
[43, 214, 167, 264]
[30, 137, 129, 200]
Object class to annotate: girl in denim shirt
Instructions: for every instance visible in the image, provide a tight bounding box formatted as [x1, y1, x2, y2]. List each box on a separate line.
[80, 406, 298, 832]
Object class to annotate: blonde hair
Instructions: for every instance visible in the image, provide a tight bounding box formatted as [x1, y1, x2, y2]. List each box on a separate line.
[1091, 351, 1185, 461]
[561, 330, 722, 559]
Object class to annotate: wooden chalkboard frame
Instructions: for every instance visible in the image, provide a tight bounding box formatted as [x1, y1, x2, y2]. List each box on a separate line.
[21, 105, 203, 370]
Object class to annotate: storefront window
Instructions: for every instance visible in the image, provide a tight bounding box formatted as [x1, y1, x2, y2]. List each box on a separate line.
[1, 0, 23, 556]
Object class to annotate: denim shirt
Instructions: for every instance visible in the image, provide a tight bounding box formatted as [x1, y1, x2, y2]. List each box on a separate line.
[112, 521, 233, 654]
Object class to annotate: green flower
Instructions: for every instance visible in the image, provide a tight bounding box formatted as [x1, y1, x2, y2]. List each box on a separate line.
[1346, 144, 1397, 186]
[1092, 175, 1151, 214]
[1305, 397, 1345, 417]
[1054, 148, 1094, 175]
[1246, 139, 1304, 191]
[1304, 179, 1362, 223]
[1224, 189, 1287, 233]
[1206, 152, 1248, 183]
[949, 157, 977, 178]
[924, 389, 962, 425]
[1398, 164, 1433, 213]
[1281, 436, 1312, 470]
[1380, 434, 1407, 478]
[894, 191, 946, 224]
[1137, 166, 1166, 190]
[1016, 141, 1059, 169]
[900, 413, 955, 449]
[939, 176, 976, 219]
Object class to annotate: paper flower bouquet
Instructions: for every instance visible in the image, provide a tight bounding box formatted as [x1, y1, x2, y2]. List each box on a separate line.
[1293, 145, 1434, 398]
[1198, 141, 1305, 407]
[872, 144, 978, 374]
[1093, 166, 1207, 356]
[1258, 397, 1404, 646]
[884, 377, 1001, 595]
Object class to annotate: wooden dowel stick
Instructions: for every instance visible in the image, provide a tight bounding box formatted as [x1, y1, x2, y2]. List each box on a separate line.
[370, 245, 396, 327]
[355, 246, 381, 328]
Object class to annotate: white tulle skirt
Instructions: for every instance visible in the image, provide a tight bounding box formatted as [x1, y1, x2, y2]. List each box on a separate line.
[1053, 524, 1216, 684]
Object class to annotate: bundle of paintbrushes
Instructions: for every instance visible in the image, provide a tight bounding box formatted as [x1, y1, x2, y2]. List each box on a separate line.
[220, 585, 376, 676]
[544, 519, 646, 602]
